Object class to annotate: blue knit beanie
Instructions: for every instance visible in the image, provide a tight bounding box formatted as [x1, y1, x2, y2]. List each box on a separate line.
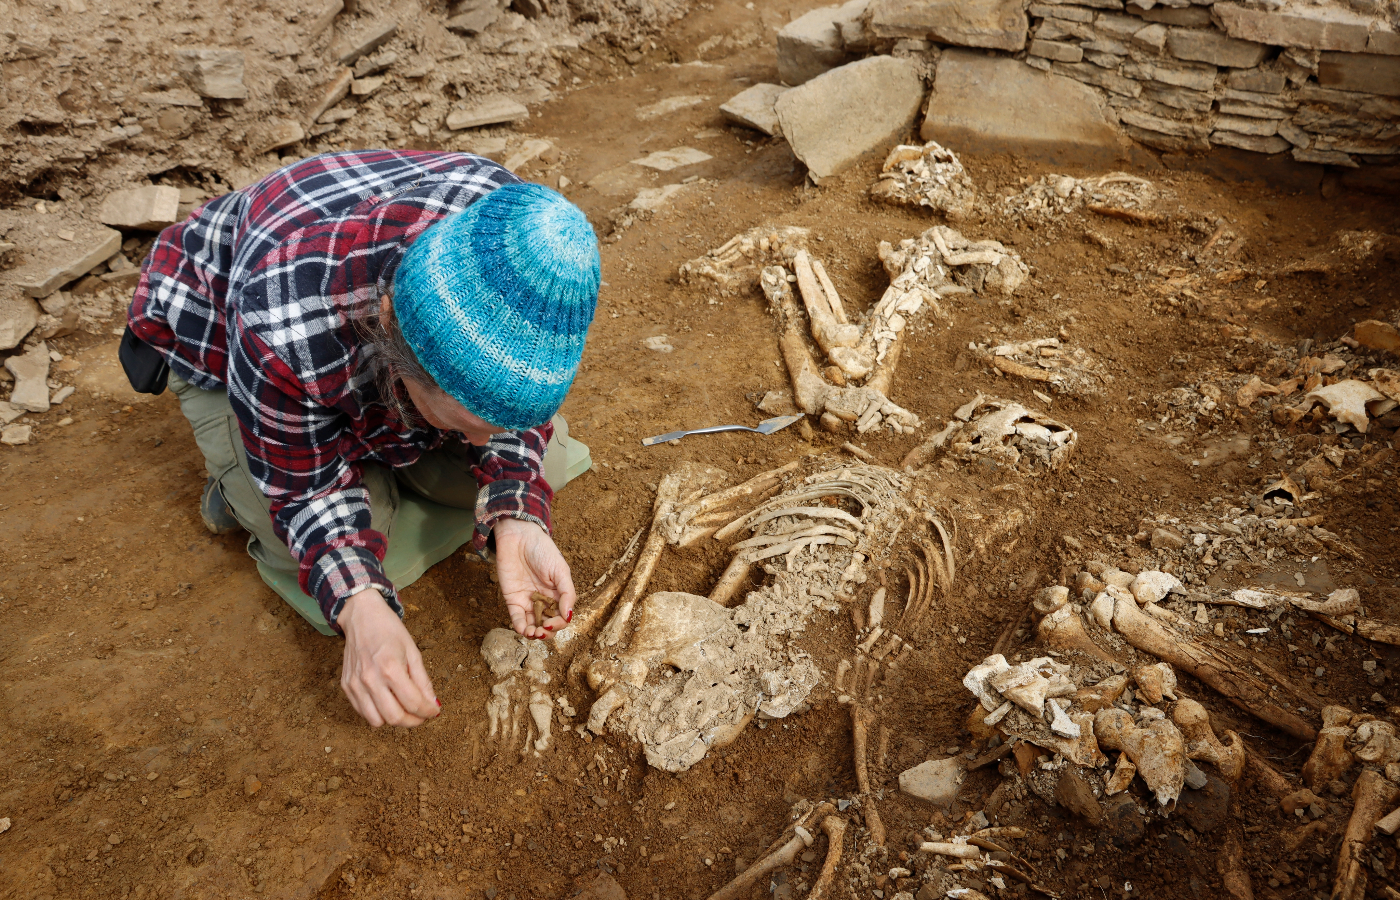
[393, 183, 600, 431]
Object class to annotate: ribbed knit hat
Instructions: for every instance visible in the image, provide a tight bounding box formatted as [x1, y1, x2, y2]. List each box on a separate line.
[393, 183, 600, 431]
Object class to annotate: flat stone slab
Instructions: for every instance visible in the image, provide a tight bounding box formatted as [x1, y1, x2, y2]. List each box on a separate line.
[921, 50, 1125, 167]
[777, 0, 865, 85]
[1213, 2, 1373, 53]
[99, 186, 182, 231]
[775, 55, 925, 180]
[2, 221, 121, 300]
[1319, 51, 1400, 97]
[446, 98, 529, 131]
[899, 756, 965, 808]
[720, 83, 789, 136]
[868, 0, 1029, 52]
[630, 147, 712, 171]
[5, 342, 50, 413]
[0, 288, 39, 351]
[175, 48, 247, 100]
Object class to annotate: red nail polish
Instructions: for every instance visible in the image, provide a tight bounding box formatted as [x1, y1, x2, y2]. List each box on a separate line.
[566, 610, 573, 623]
[544, 624, 554, 631]
[436, 698, 441, 707]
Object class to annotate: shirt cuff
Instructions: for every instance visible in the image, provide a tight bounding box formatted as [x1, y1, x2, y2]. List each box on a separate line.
[471, 478, 552, 553]
[309, 545, 401, 632]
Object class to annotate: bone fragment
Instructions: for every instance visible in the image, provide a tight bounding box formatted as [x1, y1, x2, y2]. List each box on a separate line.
[793, 250, 861, 355]
[1132, 662, 1178, 704]
[1111, 593, 1317, 741]
[694, 460, 801, 515]
[1105, 753, 1137, 795]
[1037, 603, 1117, 664]
[1333, 769, 1400, 900]
[841, 441, 874, 462]
[1313, 613, 1400, 647]
[552, 527, 644, 656]
[1218, 800, 1255, 900]
[1247, 748, 1294, 798]
[809, 258, 849, 325]
[597, 474, 684, 647]
[706, 831, 808, 900]
[807, 815, 847, 900]
[529, 690, 553, 752]
[1171, 698, 1245, 782]
[1375, 806, 1400, 836]
[834, 659, 851, 694]
[1302, 705, 1356, 789]
[858, 626, 885, 654]
[867, 587, 887, 630]
[920, 841, 982, 859]
[993, 355, 1058, 384]
[852, 705, 886, 846]
[1095, 708, 1187, 809]
[708, 552, 756, 607]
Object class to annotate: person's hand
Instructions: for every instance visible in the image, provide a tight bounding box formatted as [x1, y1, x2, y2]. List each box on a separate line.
[494, 517, 576, 639]
[337, 587, 440, 727]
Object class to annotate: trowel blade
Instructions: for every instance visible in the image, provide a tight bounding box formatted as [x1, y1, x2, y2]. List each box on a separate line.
[754, 415, 803, 435]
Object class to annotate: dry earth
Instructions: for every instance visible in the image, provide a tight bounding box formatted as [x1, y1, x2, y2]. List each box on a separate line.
[1, 1, 1399, 900]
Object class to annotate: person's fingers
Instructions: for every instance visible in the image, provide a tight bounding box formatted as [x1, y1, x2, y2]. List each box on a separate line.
[383, 657, 436, 722]
[342, 677, 386, 728]
[505, 596, 533, 637]
[404, 651, 440, 717]
[368, 676, 423, 728]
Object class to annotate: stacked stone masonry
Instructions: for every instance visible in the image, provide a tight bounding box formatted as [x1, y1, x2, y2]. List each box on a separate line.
[776, 0, 1400, 168]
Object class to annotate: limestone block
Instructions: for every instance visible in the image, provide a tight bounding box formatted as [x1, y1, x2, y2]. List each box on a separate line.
[776, 0, 867, 85]
[1212, 2, 1372, 53]
[333, 19, 399, 65]
[98, 186, 182, 231]
[9, 227, 122, 299]
[446, 98, 529, 130]
[1214, 114, 1279, 136]
[1319, 52, 1400, 97]
[868, 0, 1029, 52]
[5, 342, 50, 413]
[775, 56, 925, 180]
[1031, 4, 1096, 22]
[923, 52, 1125, 165]
[1122, 58, 1218, 91]
[247, 119, 305, 156]
[1211, 131, 1292, 153]
[175, 49, 247, 100]
[1128, 5, 1212, 26]
[0, 290, 39, 351]
[899, 757, 965, 808]
[1053, 60, 1145, 96]
[1227, 67, 1287, 93]
[719, 83, 788, 136]
[1030, 38, 1085, 62]
[1166, 27, 1268, 68]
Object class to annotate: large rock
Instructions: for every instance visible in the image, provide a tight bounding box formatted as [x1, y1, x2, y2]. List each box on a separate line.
[7, 226, 122, 299]
[921, 51, 1125, 166]
[175, 49, 248, 100]
[776, 0, 867, 85]
[1319, 52, 1400, 97]
[719, 83, 788, 136]
[5, 342, 51, 413]
[868, 0, 1029, 52]
[775, 56, 925, 180]
[899, 756, 965, 808]
[99, 186, 182, 231]
[1166, 27, 1268, 68]
[0, 290, 39, 351]
[1212, 2, 1373, 53]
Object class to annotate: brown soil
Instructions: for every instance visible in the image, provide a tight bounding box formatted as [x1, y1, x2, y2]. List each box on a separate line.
[3, 2, 1400, 900]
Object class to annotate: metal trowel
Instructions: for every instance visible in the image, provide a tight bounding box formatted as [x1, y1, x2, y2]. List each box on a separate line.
[641, 414, 803, 446]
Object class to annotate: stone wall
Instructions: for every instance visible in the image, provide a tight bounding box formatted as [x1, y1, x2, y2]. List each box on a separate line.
[778, 0, 1399, 173]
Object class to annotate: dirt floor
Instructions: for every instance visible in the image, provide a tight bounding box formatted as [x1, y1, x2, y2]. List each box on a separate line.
[3, 2, 1400, 900]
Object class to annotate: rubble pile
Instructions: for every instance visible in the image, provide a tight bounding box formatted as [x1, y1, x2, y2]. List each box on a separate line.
[1001, 172, 1160, 220]
[869, 141, 977, 220]
[903, 395, 1079, 474]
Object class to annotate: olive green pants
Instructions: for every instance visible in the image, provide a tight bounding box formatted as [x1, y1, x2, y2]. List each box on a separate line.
[169, 373, 590, 634]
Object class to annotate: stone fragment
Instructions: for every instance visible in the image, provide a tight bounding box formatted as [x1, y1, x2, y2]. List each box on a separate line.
[98, 186, 182, 231]
[1215, 114, 1279, 136]
[2, 424, 32, 446]
[1031, 4, 1095, 22]
[6, 342, 51, 413]
[636, 95, 709, 121]
[719, 83, 788, 136]
[1052, 60, 1144, 97]
[137, 88, 204, 108]
[1030, 38, 1084, 62]
[1217, 98, 1291, 119]
[446, 0, 502, 36]
[776, 0, 866, 85]
[573, 871, 629, 900]
[1227, 67, 1287, 94]
[1102, 793, 1147, 846]
[899, 756, 965, 808]
[1370, 29, 1400, 56]
[923, 52, 1123, 165]
[1149, 527, 1188, 550]
[867, 0, 1030, 51]
[776, 56, 925, 180]
[445, 98, 529, 130]
[1318, 52, 1400, 97]
[244, 775, 262, 796]
[351, 76, 386, 97]
[1129, 4, 1211, 26]
[1177, 772, 1230, 833]
[1053, 769, 1103, 821]
[0, 291, 39, 351]
[1132, 23, 1167, 51]
[10, 227, 122, 299]
[334, 19, 399, 65]
[1122, 59, 1218, 91]
[629, 184, 689, 212]
[0, 402, 21, 425]
[308, 68, 354, 124]
[247, 119, 305, 156]
[354, 50, 398, 78]
[1166, 27, 1267, 68]
[504, 139, 554, 172]
[1278, 119, 1311, 147]
[1130, 570, 1181, 605]
[631, 147, 712, 171]
[1212, 3, 1371, 53]
[176, 49, 248, 100]
[1118, 110, 1211, 154]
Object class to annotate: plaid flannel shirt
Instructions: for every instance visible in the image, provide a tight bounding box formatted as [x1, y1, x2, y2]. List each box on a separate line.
[128, 150, 556, 628]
